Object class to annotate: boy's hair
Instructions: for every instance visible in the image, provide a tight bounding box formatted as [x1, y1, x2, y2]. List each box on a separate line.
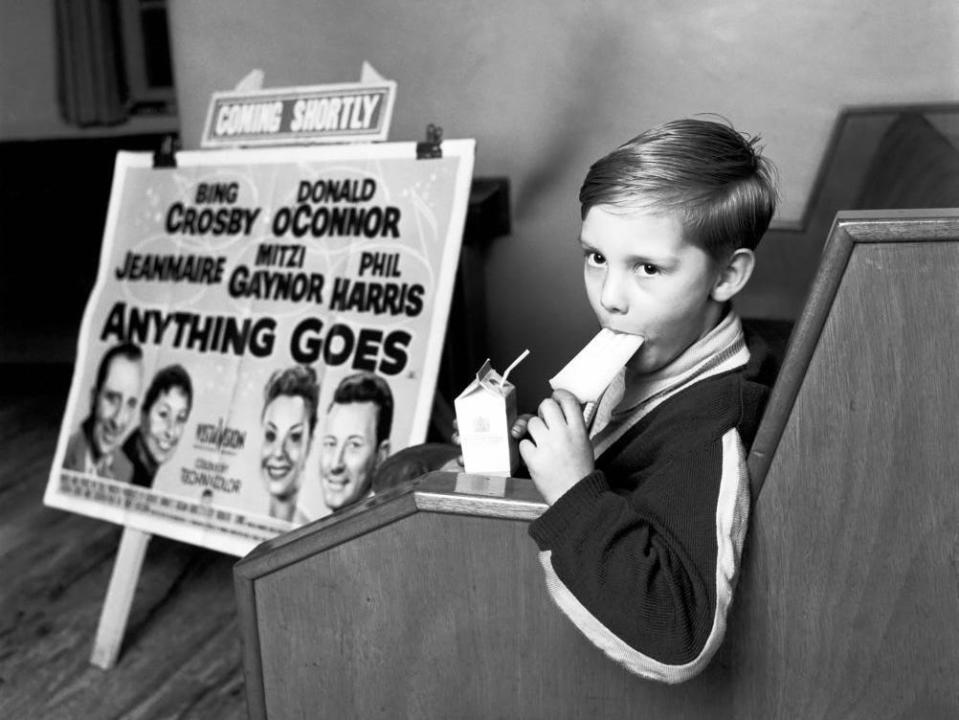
[579, 118, 778, 260]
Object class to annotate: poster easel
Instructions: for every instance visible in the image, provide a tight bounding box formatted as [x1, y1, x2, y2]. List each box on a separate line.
[88, 135, 172, 669]
[62, 96, 484, 667]
[91, 526, 151, 668]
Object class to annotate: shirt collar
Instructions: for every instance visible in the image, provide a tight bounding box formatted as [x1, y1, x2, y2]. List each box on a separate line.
[611, 309, 748, 418]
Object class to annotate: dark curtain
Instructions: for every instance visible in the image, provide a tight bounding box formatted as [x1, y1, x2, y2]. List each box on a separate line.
[55, 0, 129, 126]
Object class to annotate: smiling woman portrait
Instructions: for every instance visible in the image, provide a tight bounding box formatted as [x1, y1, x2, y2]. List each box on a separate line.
[259, 364, 320, 522]
[116, 363, 193, 488]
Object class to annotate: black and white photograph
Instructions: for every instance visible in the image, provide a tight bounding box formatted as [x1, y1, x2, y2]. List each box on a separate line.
[2, 1, 957, 718]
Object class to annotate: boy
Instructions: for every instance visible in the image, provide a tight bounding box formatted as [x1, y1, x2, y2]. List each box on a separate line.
[520, 118, 777, 683]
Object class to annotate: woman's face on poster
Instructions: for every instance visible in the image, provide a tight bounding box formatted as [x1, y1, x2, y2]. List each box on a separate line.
[260, 394, 311, 500]
[142, 386, 191, 464]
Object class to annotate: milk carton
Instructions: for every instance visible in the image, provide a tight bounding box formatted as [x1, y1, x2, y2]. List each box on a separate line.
[454, 351, 528, 477]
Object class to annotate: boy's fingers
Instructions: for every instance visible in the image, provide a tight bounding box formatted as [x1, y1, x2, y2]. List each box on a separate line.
[525, 415, 547, 442]
[518, 438, 536, 462]
[552, 389, 586, 426]
[537, 398, 566, 428]
[510, 414, 531, 439]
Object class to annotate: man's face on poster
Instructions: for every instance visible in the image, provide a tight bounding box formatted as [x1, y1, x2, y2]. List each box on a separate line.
[320, 401, 388, 510]
[91, 355, 143, 457]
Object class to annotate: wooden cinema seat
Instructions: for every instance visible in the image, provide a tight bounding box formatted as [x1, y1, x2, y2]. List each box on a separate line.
[234, 209, 959, 720]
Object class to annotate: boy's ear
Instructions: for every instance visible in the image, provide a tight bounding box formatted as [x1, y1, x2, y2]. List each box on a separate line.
[710, 248, 755, 303]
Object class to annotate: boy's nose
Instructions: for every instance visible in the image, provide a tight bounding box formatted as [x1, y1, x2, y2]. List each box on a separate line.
[600, 274, 628, 314]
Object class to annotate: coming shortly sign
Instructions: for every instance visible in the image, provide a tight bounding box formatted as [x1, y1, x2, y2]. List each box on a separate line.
[201, 80, 396, 148]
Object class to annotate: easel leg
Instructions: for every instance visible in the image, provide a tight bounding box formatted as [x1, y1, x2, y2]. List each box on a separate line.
[90, 526, 151, 669]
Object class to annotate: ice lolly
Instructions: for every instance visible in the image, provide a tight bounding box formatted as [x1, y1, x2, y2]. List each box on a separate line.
[549, 329, 645, 403]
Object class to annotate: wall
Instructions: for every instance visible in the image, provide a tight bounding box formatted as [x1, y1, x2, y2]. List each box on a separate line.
[0, 0, 178, 140]
[0, 1, 181, 364]
[0, 0, 73, 139]
[8, 0, 954, 401]
[165, 0, 958, 402]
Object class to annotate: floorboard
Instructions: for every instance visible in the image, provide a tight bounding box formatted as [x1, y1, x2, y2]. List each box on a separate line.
[0, 365, 247, 720]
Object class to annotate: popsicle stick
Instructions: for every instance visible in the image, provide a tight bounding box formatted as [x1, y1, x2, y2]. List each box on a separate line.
[550, 330, 644, 402]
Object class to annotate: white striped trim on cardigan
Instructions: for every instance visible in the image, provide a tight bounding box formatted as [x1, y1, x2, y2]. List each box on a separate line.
[538, 428, 751, 683]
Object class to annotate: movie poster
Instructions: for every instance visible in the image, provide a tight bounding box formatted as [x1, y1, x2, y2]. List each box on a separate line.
[44, 140, 475, 556]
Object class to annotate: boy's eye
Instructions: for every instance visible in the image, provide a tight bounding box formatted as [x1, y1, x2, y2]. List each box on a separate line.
[585, 251, 606, 267]
[636, 263, 659, 276]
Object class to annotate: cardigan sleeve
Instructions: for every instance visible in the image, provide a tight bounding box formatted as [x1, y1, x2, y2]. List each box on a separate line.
[527, 428, 750, 683]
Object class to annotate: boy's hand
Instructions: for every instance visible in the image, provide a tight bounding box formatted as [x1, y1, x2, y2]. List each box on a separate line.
[519, 389, 594, 504]
[449, 418, 465, 469]
[511, 413, 534, 440]
[452, 414, 534, 466]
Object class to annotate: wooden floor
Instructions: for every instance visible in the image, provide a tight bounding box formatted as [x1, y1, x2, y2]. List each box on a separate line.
[0, 365, 248, 720]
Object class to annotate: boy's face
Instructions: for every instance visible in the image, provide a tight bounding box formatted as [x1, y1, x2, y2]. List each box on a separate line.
[580, 205, 724, 376]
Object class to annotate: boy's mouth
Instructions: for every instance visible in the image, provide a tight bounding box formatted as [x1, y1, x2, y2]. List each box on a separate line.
[604, 326, 646, 341]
